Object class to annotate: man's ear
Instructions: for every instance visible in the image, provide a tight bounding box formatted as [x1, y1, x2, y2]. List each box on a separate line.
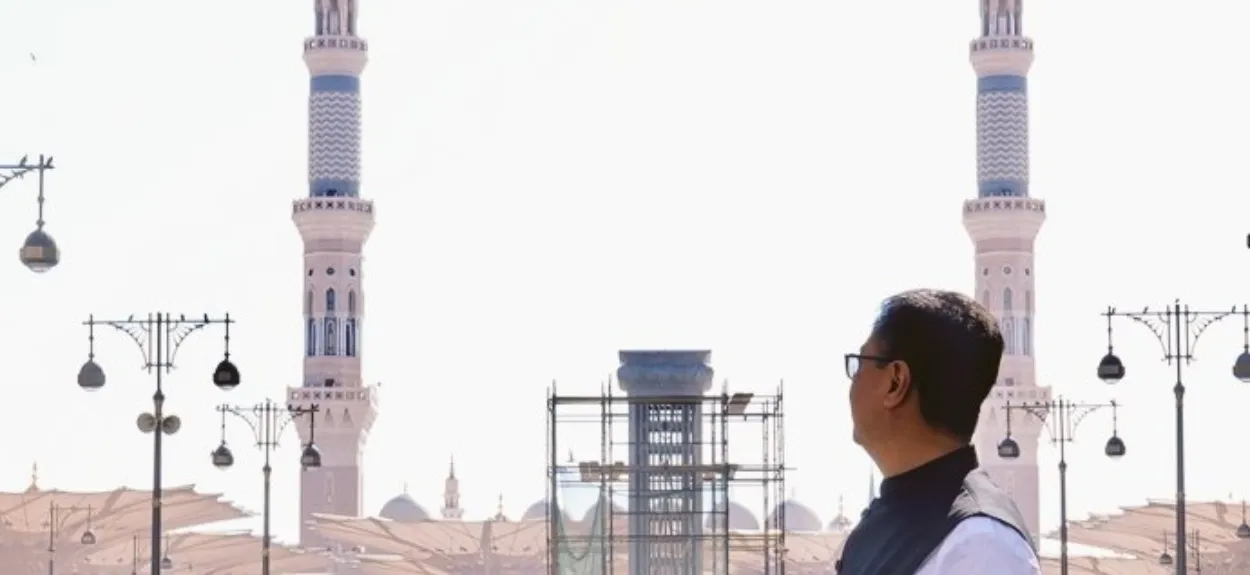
[883, 361, 911, 409]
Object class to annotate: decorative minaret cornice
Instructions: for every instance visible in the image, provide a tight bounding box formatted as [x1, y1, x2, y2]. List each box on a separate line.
[441, 456, 463, 520]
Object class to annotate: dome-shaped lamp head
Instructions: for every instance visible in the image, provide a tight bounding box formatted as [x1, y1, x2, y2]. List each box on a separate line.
[1234, 352, 1250, 383]
[1097, 353, 1125, 384]
[997, 437, 1021, 460]
[213, 358, 240, 390]
[211, 443, 234, 469]
[160, 555, 173, 570]
[1238, 522, 1250, 539]
[1104, 435, 1126, 458]
[19, 228, 58, 273]
[80, 528, 96, 545]
[301, 444, 322, 469]
[1159, 551, 1173, 566]
[77, 359, 105, 391]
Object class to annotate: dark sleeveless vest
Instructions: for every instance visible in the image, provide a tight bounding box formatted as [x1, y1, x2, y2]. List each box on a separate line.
[834, 446, 1033, 575]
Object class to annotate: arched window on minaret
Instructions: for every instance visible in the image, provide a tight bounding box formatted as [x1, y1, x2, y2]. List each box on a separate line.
[1022, 291, 1033, 356]
[345, 291, 358, 357]
[996, 0, 1010, 36]
[306, 319, 316, 356]
[314, 0, 324, 36]
[982, 289, 991, 309]
[325, 288, 338, 356]
[1002, 287, 1016, 354]
[325, 320, 338, 356]
[980, 0, 990, 36]
[305, 290, 316, 356]
[326, 0, 341, 35]
[347, 0, 358, 35]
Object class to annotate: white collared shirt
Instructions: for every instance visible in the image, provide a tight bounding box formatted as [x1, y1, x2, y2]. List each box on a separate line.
[915, 517, 1041, 575]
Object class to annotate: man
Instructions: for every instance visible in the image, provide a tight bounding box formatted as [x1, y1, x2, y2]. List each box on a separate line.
[835, 289, 1040, 575]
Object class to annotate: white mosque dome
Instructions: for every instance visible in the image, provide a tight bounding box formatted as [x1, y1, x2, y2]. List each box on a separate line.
[767, 500, 822, 532]
[378, 493, 432, 522]
[521, 499, 548, 521]
[705, 500, 760, 531]
[521, 499, 573, 522]
[581, 494, 626, 523]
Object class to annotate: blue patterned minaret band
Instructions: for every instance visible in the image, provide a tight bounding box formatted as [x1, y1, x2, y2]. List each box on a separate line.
[973, 0, 1032, 198]
[307, 0, 366, 198]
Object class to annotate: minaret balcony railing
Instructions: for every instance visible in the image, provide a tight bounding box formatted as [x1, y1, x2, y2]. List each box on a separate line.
[970, 37, 1034, 53]
[963, 197, 1045, 215]
[990, 385, 1051, 405]
[289, 388, 378, 423]
[291, 387, 371, 403]
[305, 36, 369, 53]
[294, 197, 374, 215]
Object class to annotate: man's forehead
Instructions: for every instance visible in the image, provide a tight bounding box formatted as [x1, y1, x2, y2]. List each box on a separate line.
[860, 335, 884, 354]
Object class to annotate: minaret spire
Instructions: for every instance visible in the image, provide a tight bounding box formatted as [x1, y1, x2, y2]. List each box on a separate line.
[492, 493, 507, 522]
[965, 0, 1047, 545]
[980, 0, 1024, 37]
[290, 0, 378, 547]
[442, 455, 463, 519]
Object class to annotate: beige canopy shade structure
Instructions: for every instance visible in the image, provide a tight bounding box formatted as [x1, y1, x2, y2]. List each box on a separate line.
[0, 473, 331, 574]
[312, 513, 1177, 575]
[79, 530, 334, 574]
[311, 514, 548, 574]
[1062, 499, 1250, 573]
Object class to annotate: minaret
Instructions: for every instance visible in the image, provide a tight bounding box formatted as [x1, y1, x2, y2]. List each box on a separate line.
[964, 0, 1050, 544]
[492, 494, 508, 522]
[288, 0, 378, 548]
[442, 456, 464, 519]
[617, 351, 713, 575]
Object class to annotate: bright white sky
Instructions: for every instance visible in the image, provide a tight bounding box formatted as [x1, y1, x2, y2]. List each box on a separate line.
[2, 0, 1250, 546]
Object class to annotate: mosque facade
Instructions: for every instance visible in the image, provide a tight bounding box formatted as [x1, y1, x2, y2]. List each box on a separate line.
[282, 0, 1058, 570]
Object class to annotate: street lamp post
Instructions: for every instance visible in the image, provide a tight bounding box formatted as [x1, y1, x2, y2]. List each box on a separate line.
[76, 313, 242, 575]
[45, 502, 96, 575]
[160, 533, 174, 570]
[0, 154, 59, 272]
[1097, 303, 1250, 575]
[211, 400, 323, 575]
[996, 398, 1125, 575]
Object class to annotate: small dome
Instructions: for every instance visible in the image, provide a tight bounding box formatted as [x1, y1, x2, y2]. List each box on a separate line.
[705, 500, 760, 531]
[581, 495, 625, 523]
[827, 513, 852, 532]
[379, 493, 432, 522]
[767, 500, 822, 532]
[522, 499, 548, 521]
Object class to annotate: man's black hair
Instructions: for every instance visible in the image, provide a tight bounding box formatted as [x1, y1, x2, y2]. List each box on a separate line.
[871, 288, 1003, 441]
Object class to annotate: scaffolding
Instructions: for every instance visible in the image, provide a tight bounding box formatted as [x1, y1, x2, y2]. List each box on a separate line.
[546, 380, 786, 575]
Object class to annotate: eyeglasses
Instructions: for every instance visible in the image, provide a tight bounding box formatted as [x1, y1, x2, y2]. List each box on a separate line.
[844, 353, 894, 379]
